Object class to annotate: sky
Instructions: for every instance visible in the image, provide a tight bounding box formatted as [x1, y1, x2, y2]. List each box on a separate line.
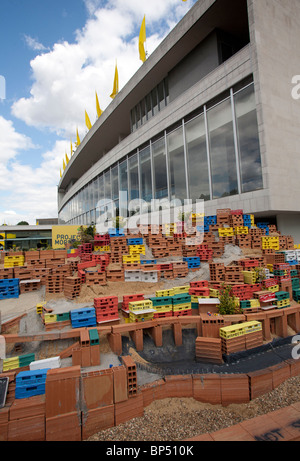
[0, 0, 197, 226]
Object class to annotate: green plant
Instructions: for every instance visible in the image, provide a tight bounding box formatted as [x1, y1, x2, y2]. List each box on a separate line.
[218, 284, 240, 315]
[254, 266, 266, 283]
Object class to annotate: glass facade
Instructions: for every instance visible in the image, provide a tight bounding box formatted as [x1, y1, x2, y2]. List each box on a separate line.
[59, 82, 263, 225]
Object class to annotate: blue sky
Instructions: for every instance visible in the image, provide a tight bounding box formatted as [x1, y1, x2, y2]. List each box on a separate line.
[0, 0, 196, 225]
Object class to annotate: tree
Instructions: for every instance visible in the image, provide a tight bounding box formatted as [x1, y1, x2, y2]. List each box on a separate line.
[17, 221, 29, 225]
[218, 284, 240, 315]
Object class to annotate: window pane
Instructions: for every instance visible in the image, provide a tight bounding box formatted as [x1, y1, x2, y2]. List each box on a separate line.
[207, 98, 238, 199]
[129, 153, 139, 201]
[111, 165, 119, 201]
[167, 126, 186, 202]
[139, 145, 152, 202]
[185, 114, 210, 201]
[152, 137, 168, 199]
[104, 170, 111, 203]
[234, 84, 263, 193]
[157, 81, 165, 110]
[146, 94, 152, 120]
[151, 88, 158, 116]
[119, 160, 128, 217]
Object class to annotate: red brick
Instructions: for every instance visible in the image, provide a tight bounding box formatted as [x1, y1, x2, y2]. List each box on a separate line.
[247, 369, 273, 400]
[210, 423, 255, 441]
[114, 393, 144, 426]
[193, 374, 221, 404]
[0, 422, 8, 441]
[164, 375, 193, 398]
[9, 394, 45, 421]
[81, 405, 115, 439]
[220, 374, 250, 406]
[269, 362, 291, 389]
[8, 414, 45, 441]
[113, 366, 128, 404]
[46, 411, 81, 441]
[81, 369, 114, 410]
[239, 413, 294, 441]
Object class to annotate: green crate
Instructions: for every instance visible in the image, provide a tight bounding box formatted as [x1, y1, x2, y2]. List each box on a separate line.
[18, 353, 35, 366]
[150, 296, 173, 307]
[56, 312, 70, 322]
[89, 328, 99, 345]
[172, 293, 191, 305]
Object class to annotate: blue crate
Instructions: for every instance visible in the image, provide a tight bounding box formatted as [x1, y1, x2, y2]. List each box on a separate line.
[0, 278, 19, 287]
[108, 228, 125, 237]
[141, 260, 157, 265]
[204, 215, 217, 225]
[183, 257, 200, 263]
[127, 238, 143, 245]
[16, 369, 49, 385]
[71, 318, 97, 328]
[70, 307, 96, 319]
[15, 383, 46, 399]
[0, 291, 19, 300]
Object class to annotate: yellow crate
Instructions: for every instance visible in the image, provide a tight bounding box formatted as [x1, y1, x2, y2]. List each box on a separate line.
[155, 289, 174, 297]
[128, 300, 153, 312]
[122, 255, 141, 263]
[154, 305, 173, 313]
[2, 356, 19, 371]
[234, 227, 249, 235]
[36, 302, 46, 315]
[129, 312, 154, 323]
[267, 285, 279, 293]
[220, 321, 261, 339]
[129, 245, 145, 255]
[191, 295, 209, 303]
[209, 288, 219, 297]
[94, 245, 110, 252]
[250, 299, 260, 308]
[218, 228, 234, 237]
[242, 271, 257, 284]
[277, 299, 290, 308]
[172, 302, 192, 312]
[44, 313, 57, 323]
[172, 285, 190, 295]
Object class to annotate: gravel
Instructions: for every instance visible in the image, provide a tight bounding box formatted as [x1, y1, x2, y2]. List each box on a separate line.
[86, 375, 300, 441]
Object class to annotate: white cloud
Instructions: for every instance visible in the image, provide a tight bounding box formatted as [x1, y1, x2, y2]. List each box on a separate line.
[12, 0, 196, 140]
[24, 34, 48, 52]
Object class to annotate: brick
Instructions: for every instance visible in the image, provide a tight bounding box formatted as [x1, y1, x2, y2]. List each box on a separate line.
[164, 375, 193, 398]
[45, 366, 81, 418]
[9, 394, 45, 421]
[8, 414, 45, 441]
[81, 405, 115, 440]
[193, 374, 221, 404]
[81, 369, 114, 410]
[46, 411, 81, 441]
[247, 369, 273, 400]
[114, 393, 144, 426]
[220, 374, 250, 406]
[113, 366, 128, 403]
[0, 422, 8, 441]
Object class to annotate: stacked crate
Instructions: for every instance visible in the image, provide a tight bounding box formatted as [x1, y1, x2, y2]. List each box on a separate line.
[94, 295, 119, 324]
[171, 292, 192, 317]
[220, 321, 263, 355]
[262, 236, 280, 251]
[128, 299, 155, 323]
[275, 291, 290, 309]
[183, 256, 200, 270]
[172, 261, 189, 278]
[224, 266, 244, 283]
[70, 307, 97, 328]
[85, 269, 107, 286]
[19, 279, 41, 294]
[0, 278, 19, 300]
[196, 244, 213, 261]
[110, 236, 128, 264]
[209, 263, 225, 282]
[150, 295, 173, 319]
[4, 254, 25, 268]
[15, 369, 49, 399]
[64, 276, 81, 299]
[2, 353, 35, 372]
[106, 264, 124, 282]
[121, 293, 145, 317]
[158, 262, 174, 279]
[195, 337, 223, 364]
[46, 274, 65, 294]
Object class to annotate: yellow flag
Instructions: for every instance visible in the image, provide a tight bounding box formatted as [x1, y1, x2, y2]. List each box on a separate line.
[63, 159, 66, 170]
[65, 152, 69, 165]
[76, 128, 81, 147]
[60, 168, 62, 178]
[139, 15, 146, 63]
[96, 91, 103, 117]
[70, 140, 73, 156]
[85, 110, 92, 130]
[110, 62, 119, 99]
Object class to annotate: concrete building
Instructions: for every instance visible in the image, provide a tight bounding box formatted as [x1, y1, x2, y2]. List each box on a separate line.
[57, 0, 300, 241]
